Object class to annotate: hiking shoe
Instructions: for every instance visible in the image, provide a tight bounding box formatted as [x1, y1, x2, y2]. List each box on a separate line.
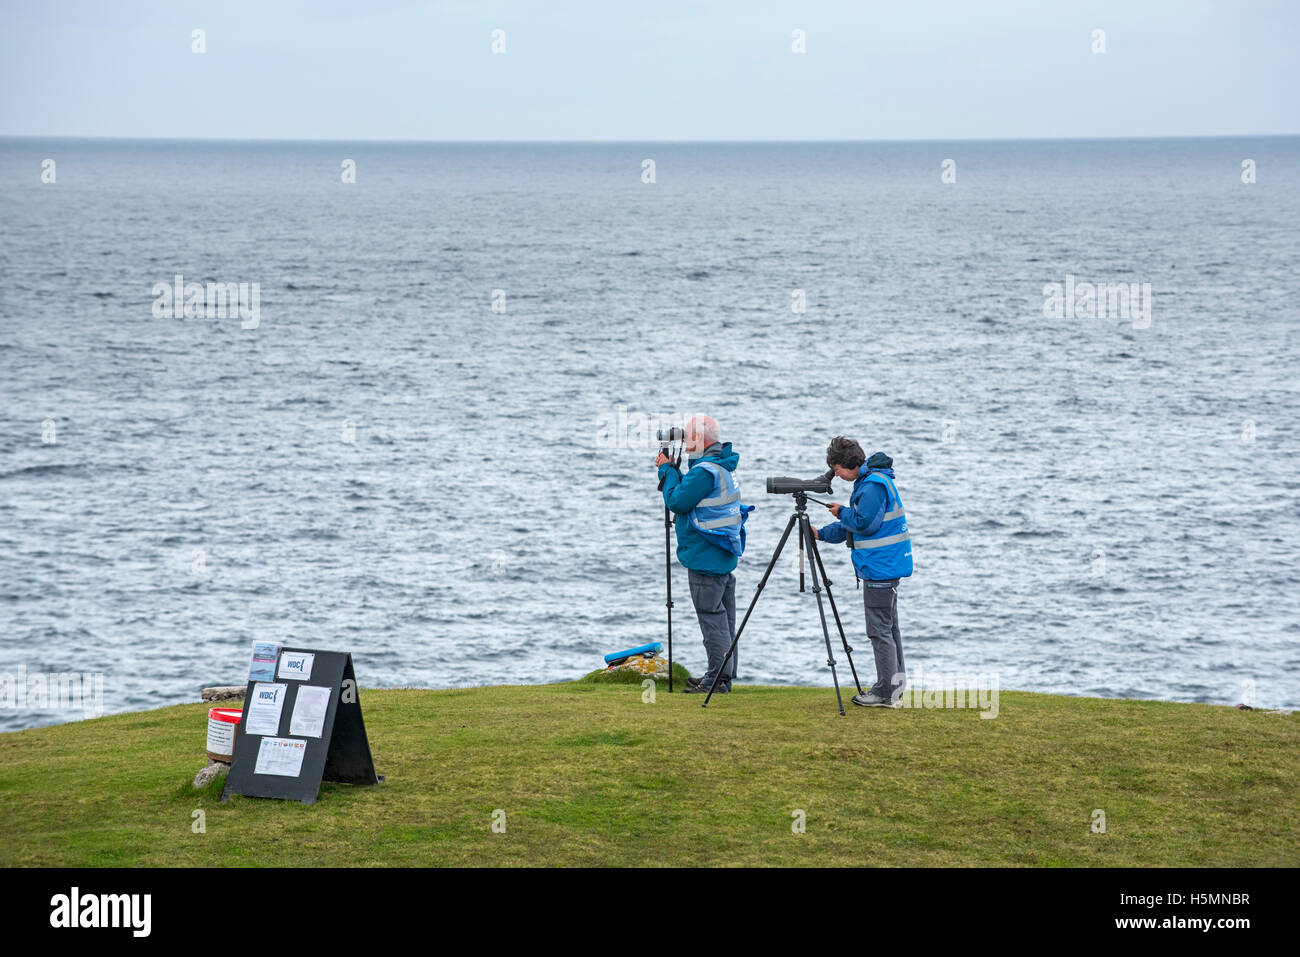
[683, 683, 729, 694]
[685, 676, 702, 688]
[852, 692, 897, 708]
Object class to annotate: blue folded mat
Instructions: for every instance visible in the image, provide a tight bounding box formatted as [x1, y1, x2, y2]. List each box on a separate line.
[603, 641, 663, 665]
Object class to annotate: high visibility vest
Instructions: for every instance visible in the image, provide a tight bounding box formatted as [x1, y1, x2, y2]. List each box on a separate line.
[849, 471, 912, 579]
[687, 462, 746, 556]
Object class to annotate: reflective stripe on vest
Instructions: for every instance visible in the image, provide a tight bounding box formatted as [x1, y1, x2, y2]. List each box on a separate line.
[853, 530, 910, 549]
[699, 488, 741, 507]
[696, 514, 742, 529]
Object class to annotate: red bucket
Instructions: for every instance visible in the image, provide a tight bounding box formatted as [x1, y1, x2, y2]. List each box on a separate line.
[206, 707, 242, 763]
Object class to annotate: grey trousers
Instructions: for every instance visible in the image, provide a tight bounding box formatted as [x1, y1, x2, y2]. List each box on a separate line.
[863, 581, 906, 700]
[687, 569, 736, 690]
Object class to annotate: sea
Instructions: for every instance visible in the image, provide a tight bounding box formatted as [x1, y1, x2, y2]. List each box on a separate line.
[1, 136, 1298, 731]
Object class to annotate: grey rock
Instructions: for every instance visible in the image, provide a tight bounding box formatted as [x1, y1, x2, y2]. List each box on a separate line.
[193, 760, 229, 789]
[606, 653, 670, 680]
[201, 686, 246, 702]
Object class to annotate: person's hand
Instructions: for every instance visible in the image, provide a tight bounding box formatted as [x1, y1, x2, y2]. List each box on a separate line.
[826, 502, 843, 518]
[655, 451, 673, 468]
[810, 526, 820, 540]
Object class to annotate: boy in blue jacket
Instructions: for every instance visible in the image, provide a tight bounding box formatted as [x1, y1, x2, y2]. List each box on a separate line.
[814, 437, 913, 707]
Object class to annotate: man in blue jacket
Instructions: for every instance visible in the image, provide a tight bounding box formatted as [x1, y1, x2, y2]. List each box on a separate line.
[814, 437, 913, 707]
[654, 415, 747, 694]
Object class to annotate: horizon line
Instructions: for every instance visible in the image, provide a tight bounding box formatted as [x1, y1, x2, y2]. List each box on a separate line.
[2, 133, 1298, 146]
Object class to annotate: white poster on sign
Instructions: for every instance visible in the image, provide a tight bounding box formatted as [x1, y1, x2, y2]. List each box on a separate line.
[278, 652, 315, 681]
[254, 736, 308, 777]
[245, 683, 288, 736]
[289, 685, 331, 738]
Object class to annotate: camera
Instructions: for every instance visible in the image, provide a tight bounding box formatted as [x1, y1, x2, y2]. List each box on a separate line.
[766, 469, 834, 495]
[656, 427, 685, 488]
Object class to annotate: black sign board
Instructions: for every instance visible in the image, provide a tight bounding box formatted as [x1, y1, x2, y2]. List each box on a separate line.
[221, 648, 382, 804]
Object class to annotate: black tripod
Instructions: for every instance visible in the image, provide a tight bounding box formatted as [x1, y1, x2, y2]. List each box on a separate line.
[703, 491, 863, 714]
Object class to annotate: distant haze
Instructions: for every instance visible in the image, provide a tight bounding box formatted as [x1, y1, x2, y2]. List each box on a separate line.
[1, 0, 1297, 141]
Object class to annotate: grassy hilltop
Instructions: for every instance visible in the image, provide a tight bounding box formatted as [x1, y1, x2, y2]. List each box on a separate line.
[1, 679, 1296, 867]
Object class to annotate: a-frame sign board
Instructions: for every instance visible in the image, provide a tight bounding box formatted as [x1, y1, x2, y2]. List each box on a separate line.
[221, 647, 382, 805]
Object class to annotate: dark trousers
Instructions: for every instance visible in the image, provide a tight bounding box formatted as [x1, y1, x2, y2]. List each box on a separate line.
[688, 569, 736, 690]
[863, 581, 905, 700]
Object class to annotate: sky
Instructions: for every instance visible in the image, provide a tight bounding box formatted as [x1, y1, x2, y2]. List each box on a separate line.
[1, 0, 1296, 141]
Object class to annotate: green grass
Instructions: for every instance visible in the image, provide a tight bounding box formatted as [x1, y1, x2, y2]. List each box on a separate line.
[1, 683, 1296, 866]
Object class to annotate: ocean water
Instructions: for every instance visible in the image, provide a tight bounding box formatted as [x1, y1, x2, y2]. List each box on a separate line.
[1, 136, 1298, 732]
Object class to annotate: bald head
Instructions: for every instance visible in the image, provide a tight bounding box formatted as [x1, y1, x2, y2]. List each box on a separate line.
[686, 414, 720, 452]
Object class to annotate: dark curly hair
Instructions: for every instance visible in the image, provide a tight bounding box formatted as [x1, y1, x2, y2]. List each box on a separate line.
[826, 435, 866, 471]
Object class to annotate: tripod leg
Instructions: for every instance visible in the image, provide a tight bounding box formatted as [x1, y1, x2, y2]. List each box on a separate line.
[703, 510, 800, 708]
[665, 506, 674, 693]
[800, 513, 846, 715]
[809, 531, 864, 696]
[798, 515, 806, 593]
